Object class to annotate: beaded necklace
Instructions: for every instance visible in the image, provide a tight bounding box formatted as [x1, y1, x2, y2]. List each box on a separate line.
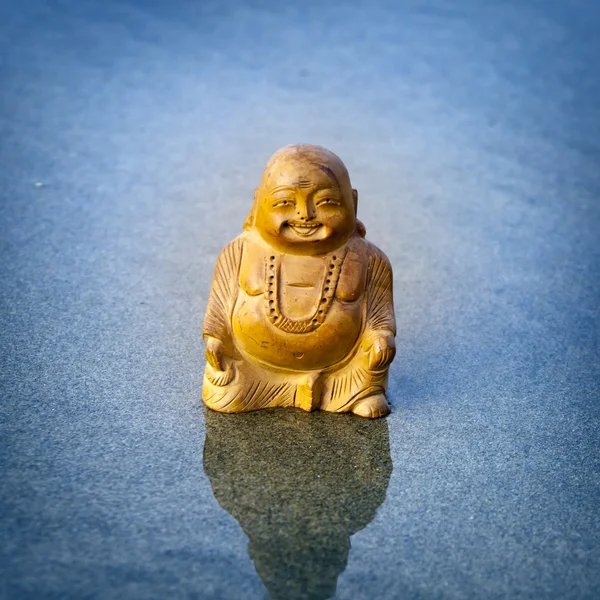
[265, 250, 347, 333]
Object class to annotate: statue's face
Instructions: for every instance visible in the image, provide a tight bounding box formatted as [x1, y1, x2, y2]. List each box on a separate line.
[254, 160, 356, 255]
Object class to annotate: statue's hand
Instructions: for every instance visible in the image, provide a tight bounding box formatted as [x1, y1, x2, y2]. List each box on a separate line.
[368, 332, 396, 370]
[205, 336, 225, 371]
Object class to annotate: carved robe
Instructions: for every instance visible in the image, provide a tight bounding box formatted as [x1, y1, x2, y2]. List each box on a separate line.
[202, 229, 395, 413]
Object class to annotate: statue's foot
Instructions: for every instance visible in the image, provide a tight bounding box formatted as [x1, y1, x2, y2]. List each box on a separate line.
[351, 393, 390, 419]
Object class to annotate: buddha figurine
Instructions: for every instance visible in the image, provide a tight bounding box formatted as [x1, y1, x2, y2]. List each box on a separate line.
[202, 144, 396, 418]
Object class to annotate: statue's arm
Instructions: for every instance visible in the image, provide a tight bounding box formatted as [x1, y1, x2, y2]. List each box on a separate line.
[364, 246, 396, 369]
[202, 237, 244, 370]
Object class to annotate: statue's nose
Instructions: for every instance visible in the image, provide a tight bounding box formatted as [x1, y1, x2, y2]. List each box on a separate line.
[297, 199, 316, 221]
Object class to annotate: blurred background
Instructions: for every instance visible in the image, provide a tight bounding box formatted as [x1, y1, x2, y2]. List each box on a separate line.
[1, 0, 599, 598]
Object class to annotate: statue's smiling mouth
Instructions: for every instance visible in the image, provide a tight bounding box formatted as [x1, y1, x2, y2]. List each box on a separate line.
[286, 221, 323, 237]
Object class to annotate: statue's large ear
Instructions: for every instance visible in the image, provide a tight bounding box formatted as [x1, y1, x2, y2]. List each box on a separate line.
[243, 187, 260, 231]
[352, 189, 366, 236]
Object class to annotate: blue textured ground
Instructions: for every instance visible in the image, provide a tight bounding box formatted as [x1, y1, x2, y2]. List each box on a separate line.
[1, 0, 599, 598]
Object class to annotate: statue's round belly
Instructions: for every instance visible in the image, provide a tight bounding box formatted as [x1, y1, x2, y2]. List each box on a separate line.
[232, 292, 363, 371]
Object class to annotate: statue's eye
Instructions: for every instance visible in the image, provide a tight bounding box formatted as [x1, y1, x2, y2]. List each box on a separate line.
[273, 198, 295, 208]
[316, 197, 340, 206]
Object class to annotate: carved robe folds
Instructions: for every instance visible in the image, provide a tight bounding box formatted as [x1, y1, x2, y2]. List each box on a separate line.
[202, 230, 396, 415]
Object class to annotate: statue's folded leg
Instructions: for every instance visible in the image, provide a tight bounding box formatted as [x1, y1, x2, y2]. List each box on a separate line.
[203, 352, 390, 417]
[320, 352, 391, 418]
[202, 359, 296, 414]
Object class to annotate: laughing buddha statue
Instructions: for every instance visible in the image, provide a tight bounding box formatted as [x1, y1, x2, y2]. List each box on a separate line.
[202, 144, 396, 418]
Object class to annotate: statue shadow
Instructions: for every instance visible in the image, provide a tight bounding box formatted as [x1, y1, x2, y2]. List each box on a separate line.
[203, 408, 393, 600]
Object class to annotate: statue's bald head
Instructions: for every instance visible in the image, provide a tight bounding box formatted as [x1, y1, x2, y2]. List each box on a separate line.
[259, 144, 352, 194]
[250, 144, 358, 256]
